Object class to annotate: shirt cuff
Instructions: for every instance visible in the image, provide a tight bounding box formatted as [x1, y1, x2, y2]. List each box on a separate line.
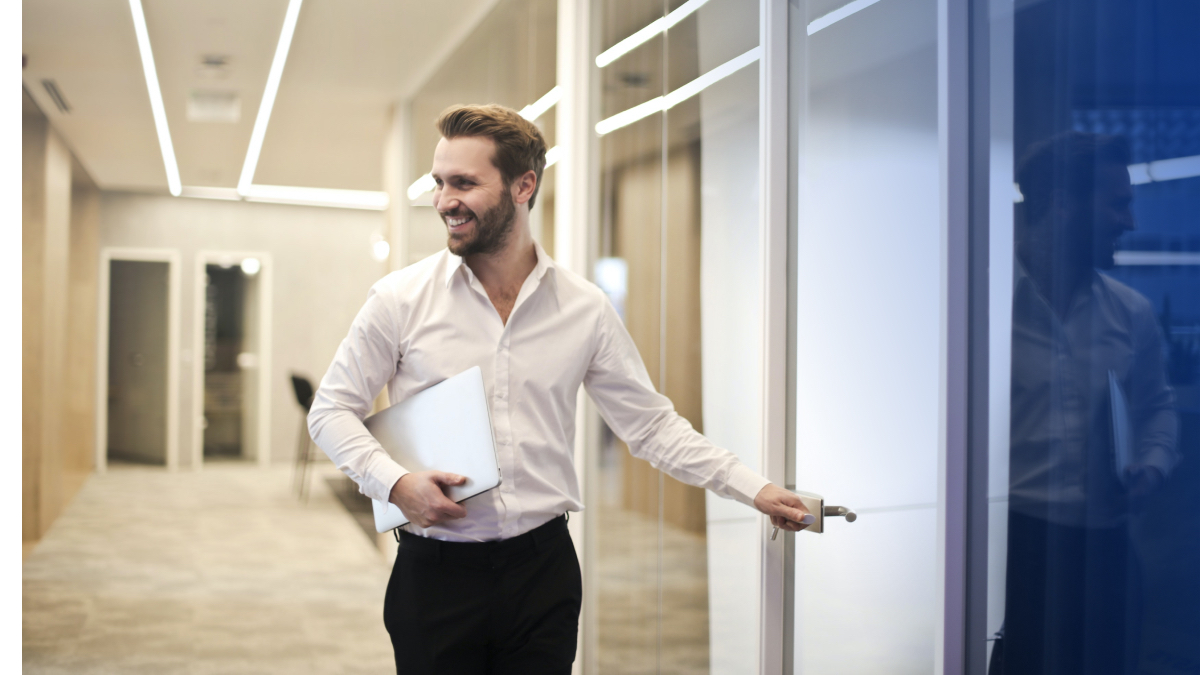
[368, 460, 409, 505]
[725, 464, 772, 509]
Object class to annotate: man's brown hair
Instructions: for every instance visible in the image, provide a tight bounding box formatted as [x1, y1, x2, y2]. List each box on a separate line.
[436, 104, 548, 208]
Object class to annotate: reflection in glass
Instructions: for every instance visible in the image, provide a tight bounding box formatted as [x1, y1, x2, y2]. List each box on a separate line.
[988, 1, 1200, 672]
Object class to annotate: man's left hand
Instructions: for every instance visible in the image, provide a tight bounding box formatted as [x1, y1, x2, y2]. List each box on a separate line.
[754, 484, 814, 532]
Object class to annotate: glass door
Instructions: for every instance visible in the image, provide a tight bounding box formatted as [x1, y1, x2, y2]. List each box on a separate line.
[788, 0, 943, 672]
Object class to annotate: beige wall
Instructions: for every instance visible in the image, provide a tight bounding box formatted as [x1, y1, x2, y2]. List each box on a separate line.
[98, 192, 388, 468]
[24, 92, 100, 544]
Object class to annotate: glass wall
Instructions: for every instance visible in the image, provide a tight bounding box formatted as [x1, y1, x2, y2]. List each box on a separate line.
[984, 1, 1200, 673]
[594, 0, 762, 672]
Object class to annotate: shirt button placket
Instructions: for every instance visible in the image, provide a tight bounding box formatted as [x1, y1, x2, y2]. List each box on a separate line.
[496, 332, 517, 538]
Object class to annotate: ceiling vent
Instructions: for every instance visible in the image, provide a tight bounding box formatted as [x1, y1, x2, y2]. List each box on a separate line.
[187, 90, 241, 123]
[41, 79, 70, 113]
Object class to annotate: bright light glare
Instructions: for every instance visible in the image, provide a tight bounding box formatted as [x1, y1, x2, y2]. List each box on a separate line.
[595, 47, 761, 136]
[240, 184, 388, 210]
[238, 0, 305, 193]
[519, 87, 562, 121]
[595, 0, 711, 68]
[372, 240, 391, 262]
[808, 0, 883, 35]
[240, 258, 261, 275]
[407, 173, 436, 201]
[545, 146, 562, 168]
[128, 0, 181, 196]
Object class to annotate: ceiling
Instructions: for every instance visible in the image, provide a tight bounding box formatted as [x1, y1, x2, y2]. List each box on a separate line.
[22, 0, 498, 193]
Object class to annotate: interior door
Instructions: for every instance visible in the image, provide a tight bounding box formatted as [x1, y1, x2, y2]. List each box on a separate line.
[788, 0, 943, 672]
[106, 259, 169, 465]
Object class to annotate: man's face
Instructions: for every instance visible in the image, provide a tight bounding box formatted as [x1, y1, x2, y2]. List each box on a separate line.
[1059, 161, 1136, 270]
[431, 136, 516, 257]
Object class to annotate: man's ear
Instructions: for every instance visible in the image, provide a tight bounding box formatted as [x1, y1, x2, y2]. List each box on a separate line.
[511, 170, 538, 206]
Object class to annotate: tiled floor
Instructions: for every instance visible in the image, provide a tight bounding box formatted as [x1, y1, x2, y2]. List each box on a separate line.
[22, 463, 395, 675]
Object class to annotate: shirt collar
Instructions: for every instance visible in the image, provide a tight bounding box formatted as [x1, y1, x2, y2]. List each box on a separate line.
[443, 241, 558, 291]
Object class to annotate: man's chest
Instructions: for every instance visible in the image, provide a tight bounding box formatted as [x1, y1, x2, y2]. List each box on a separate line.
[389, 289, 599, 407]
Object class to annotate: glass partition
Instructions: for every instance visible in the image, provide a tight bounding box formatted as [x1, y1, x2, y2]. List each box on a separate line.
[983, 1, 1200, 673]
[595, 0, 762, 671]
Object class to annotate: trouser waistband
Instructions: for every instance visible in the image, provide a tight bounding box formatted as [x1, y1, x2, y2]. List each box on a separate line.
[397, 515, 568, 566]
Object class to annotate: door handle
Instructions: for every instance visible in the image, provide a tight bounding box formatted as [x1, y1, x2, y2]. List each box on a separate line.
[771, 491, 857, 537]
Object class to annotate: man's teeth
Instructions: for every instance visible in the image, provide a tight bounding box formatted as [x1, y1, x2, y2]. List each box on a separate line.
[447, 216, 471, 226]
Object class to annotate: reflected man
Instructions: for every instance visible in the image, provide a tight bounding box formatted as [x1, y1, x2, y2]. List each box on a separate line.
[994, 132, 1180, 675]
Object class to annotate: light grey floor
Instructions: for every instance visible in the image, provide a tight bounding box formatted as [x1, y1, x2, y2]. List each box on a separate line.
[23, 463, 395, 675]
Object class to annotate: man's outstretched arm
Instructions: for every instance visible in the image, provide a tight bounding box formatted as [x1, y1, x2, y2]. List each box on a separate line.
[583, 298, 811, 531]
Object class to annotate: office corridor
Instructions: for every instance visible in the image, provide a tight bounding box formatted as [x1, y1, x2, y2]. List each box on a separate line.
[22, 464, 395, 674]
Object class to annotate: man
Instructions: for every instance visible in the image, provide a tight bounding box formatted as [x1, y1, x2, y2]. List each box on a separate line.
[990, 132, 1179, 675]
[309, 104, 811, 674]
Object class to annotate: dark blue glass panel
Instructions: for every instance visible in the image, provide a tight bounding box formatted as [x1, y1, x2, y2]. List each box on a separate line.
[992, 1, 1200, 673]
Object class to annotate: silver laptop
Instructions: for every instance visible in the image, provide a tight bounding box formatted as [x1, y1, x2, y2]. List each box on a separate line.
[363, 366, 501, 533]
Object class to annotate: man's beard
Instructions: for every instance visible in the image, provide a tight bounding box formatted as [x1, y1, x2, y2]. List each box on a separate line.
[444, 190, 516, 257]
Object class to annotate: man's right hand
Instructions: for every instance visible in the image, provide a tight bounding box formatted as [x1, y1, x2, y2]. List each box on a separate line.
[388, 471, 468, 528]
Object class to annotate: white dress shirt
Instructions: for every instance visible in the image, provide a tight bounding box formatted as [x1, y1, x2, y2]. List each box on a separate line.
[1009, 262, 1179, 528]
[309, 243, 770, 542]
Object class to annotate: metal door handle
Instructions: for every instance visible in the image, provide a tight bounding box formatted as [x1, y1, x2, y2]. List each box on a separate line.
[823, 505, 857, 522]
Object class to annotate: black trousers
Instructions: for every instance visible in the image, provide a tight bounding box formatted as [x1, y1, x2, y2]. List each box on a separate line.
[383, 515, 581, 675]
[991, 511, 1142, 675]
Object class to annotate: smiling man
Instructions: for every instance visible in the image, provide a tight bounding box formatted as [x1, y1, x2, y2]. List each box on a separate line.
[308, 103, 811, 675]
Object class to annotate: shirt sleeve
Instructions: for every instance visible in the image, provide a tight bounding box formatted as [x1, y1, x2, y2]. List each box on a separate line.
[1128, 300, 1181, 477]
[582, 298, 770, 508]
[307, 280, 408, 503]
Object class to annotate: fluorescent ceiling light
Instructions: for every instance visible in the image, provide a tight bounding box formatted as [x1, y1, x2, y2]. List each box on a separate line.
[808, 0, 883, 35]
[595, 0, 711, 68]
[520, 87, 562, 121]
[239, 184, 388, 210]
[1143, 154, 1200, 183]
[595, 47, 761, 136]
[128, 0, 181, 196]
[238, 0, 305, 193]
[1127, 154, 1199, 186]
[407, 173, 436, 201]
[1114, 251, 1200, 266]
[406, 88, 563, 201]
[545, 145, 563, 168]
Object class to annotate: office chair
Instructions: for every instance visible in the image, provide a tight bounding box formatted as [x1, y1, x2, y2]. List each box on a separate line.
[291, 374, 317, 501]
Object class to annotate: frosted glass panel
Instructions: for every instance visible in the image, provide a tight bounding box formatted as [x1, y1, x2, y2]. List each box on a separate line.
[791, 0, 941, 671]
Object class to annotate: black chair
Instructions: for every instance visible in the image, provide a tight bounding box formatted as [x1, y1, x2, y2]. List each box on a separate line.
[291, 374, 317, 501]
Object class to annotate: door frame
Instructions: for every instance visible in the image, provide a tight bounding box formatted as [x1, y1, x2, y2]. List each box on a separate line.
[191, 251, 274, 468]
[95, 247, 182, 472]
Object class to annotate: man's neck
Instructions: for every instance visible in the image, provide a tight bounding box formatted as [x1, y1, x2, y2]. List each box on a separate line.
[463, 219, 538, 297]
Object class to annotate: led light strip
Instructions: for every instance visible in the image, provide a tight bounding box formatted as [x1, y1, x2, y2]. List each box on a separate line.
[807, 0, 883, 35]
[595, 46, 761, 136]
[407, 88, 563, 201]
[595, 0, 711, 68]
[1128, 154, 1200, 185]
[128, 0, 181, 196]
[238, 0, 304, 194]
